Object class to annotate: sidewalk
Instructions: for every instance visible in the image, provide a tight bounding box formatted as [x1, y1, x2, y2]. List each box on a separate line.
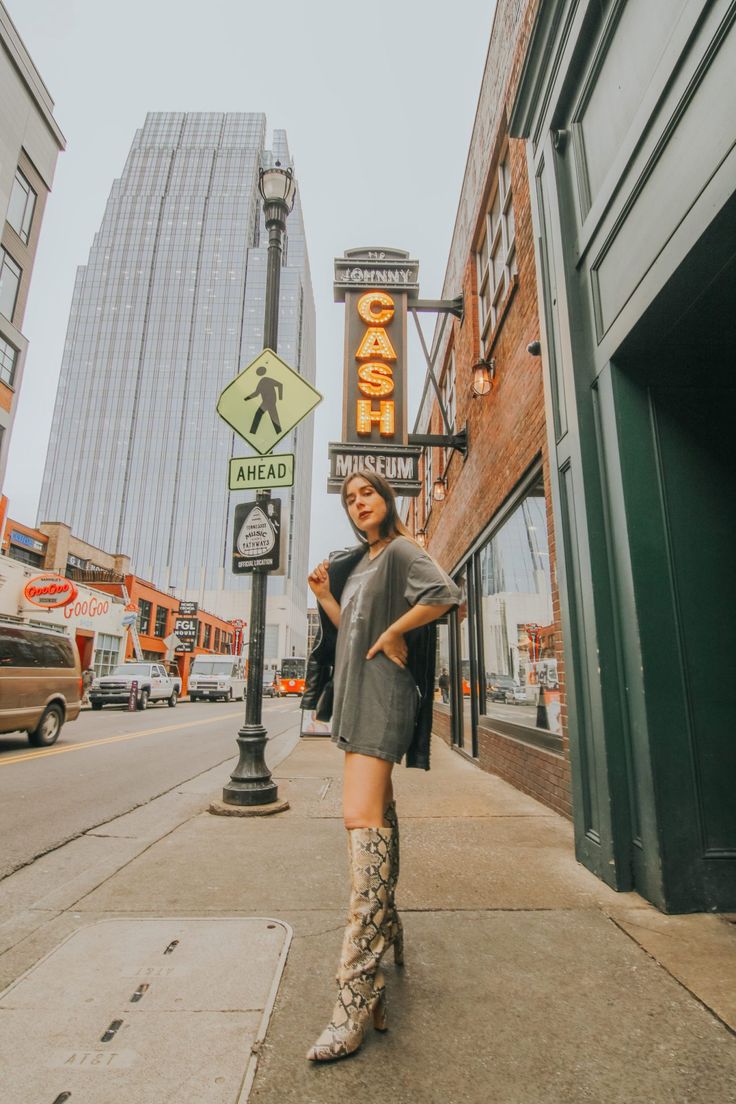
[1, 726, 735, 1102]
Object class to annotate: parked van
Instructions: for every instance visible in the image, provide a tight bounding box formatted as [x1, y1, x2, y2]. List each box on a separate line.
[0, 620, 82, 746]
[187, 656, 245, 701]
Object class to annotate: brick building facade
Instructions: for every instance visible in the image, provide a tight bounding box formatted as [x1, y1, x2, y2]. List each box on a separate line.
[407, 0, 571, 817]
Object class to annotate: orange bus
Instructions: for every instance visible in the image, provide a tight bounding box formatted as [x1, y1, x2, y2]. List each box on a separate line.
[277, 656, 306, 697]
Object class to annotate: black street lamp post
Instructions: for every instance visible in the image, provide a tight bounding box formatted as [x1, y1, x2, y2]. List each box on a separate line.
[221, 163, 296, 809]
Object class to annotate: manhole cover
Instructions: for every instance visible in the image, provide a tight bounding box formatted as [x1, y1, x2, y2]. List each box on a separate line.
[0, 918, 291, 1103]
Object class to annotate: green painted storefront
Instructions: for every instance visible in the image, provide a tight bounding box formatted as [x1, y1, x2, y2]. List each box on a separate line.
[510, 0, 736, 911]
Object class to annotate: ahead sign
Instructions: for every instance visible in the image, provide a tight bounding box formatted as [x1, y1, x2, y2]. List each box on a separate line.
[229, 453, 294, 491]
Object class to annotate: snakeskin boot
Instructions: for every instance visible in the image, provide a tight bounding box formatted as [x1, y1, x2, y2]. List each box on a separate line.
[384, 800, 404, 965]
[306, 826, 392, 1062]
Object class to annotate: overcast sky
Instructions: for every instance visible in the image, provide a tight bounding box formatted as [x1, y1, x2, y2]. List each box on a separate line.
[5, 0, 494, 574]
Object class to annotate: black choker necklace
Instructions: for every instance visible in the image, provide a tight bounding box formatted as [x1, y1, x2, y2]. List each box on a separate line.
[367, 537, 384, 548]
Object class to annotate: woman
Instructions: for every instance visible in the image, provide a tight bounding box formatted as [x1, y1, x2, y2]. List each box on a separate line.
[303, 470, 460, 1062]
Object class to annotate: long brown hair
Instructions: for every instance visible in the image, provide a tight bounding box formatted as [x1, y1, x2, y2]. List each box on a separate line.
[340, 470, 415, 545]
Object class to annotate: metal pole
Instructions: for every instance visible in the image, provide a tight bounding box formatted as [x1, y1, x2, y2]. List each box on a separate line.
[222, 196, 289, 807]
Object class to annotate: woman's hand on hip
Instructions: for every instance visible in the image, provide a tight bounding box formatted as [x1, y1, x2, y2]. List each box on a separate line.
[307, 560, 332, 602]
[366, 628, 408, 667]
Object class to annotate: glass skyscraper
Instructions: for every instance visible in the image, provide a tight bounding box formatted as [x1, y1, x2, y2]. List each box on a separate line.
[39, 112, 316, 659]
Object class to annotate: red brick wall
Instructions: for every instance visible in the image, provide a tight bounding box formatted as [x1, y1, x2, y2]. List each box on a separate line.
[412, 0, 571, 819]
[432, 705, 572, 818]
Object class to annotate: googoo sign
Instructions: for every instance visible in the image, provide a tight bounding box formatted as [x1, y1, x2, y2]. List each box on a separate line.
[64, 594, 110, 620]
[23, 574, 78, 609]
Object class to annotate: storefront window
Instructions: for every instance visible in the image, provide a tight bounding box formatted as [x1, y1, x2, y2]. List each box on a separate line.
[93, 633, 123, 677]
[138, 599, 152, 635]
[456, 568, 475, 752]
[477, 478, 559, 733]
[7, 545, 44, 568]
[154, 605, 168, 637]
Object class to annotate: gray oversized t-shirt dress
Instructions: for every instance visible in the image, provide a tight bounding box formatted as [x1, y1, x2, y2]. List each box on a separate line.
[330, 537, 460, 763]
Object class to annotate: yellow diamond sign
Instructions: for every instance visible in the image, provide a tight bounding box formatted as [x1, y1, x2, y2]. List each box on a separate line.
[217, 348, 322, 456]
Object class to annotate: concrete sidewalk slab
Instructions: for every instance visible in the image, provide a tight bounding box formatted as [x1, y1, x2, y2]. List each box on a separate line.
[611, 908, 736, 1031]
[0, 833, 143, 926]
[76, 781, 627, 914]
[277, 736, 554, 818]
[75, 813, 350, 914]
[251, 909, 736, 1104]
[2, 728, 735, 1103]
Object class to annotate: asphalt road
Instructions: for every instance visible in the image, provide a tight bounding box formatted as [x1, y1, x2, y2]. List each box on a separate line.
[0, 697, 303, 880]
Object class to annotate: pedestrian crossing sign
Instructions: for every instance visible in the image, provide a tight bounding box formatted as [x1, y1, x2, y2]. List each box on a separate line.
[216, 348, 322, 456]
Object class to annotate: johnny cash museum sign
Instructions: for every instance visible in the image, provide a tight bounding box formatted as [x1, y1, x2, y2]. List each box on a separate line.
[328, 247, 421, 496]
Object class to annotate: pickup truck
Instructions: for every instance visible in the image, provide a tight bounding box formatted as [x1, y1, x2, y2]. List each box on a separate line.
[90, 662, 180, 710]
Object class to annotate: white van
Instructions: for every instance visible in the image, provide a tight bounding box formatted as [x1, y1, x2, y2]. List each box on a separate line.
[188, 657, 245, 701]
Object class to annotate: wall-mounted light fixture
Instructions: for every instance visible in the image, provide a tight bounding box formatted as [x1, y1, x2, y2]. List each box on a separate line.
[416, 528, 427, 548]
[471, 355, 496, 397]
[433, 476, 447, 502]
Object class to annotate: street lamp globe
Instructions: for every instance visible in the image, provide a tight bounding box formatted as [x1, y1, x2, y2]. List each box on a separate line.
[258, 162, 296, 211]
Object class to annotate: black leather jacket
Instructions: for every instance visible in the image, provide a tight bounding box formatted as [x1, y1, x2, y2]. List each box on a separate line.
[301, 545, 438, 770]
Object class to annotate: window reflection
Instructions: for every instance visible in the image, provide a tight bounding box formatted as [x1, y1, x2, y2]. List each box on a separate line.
[478, 479, 560, 733]
[436, 621, 451, 704]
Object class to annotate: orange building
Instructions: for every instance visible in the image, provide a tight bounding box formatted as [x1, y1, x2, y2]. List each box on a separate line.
[93, 576, 236, 696]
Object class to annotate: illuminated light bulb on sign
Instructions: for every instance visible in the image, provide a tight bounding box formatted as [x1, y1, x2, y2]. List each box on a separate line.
[357, 291, 395, 326]
[357, 400, 395, 436]
[357, 362, 395, 397]
[356, 326, 397, 361]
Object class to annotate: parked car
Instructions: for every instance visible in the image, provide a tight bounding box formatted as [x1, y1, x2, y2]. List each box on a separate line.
[90, 663, 178, 710]
[188, 657, 245, 701]
[487, 674, 517, 702]
[262, 678, 277, 698]
[506, 684, 529, 705]
[0, 619, 82, 746]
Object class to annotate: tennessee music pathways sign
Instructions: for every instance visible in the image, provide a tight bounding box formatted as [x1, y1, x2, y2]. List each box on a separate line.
[330, 247, 421, 496]
[232, 499, 282, 574]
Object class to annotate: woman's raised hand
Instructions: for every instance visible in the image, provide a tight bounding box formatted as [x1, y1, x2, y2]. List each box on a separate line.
[307, 559, 332, 602]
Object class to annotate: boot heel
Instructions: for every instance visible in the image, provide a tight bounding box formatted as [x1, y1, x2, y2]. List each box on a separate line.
[373, 989, 388, 1032]
[393, 928, 405, 967]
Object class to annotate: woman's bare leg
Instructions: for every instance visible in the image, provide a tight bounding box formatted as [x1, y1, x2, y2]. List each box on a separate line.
[343, 752, 394, 828]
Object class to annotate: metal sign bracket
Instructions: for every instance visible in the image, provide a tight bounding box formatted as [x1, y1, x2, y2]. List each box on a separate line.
[408, 295, 467, 455]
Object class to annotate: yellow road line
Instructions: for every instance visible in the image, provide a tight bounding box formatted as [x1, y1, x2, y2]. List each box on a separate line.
[0, 712, 244, 767]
